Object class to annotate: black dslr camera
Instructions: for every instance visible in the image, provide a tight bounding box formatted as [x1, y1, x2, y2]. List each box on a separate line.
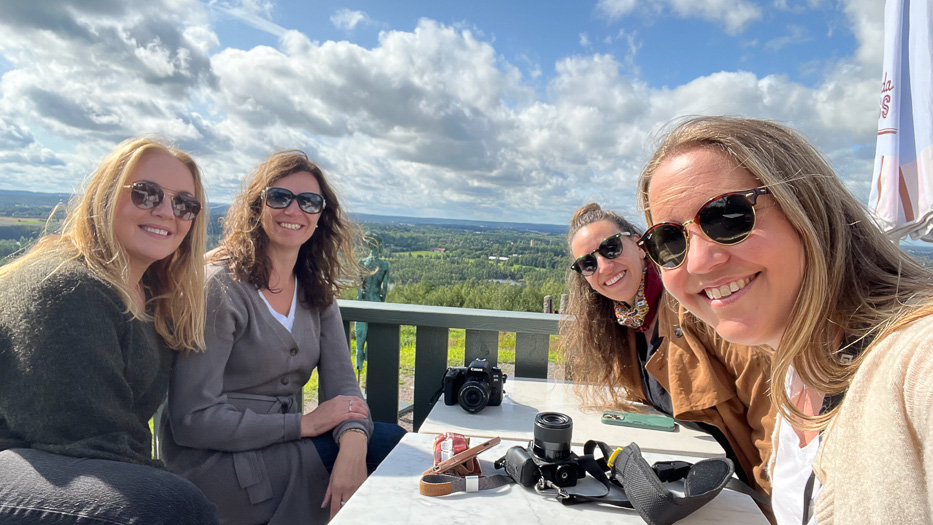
[495, 412, 586, 488]
[442, 358, 506, 413]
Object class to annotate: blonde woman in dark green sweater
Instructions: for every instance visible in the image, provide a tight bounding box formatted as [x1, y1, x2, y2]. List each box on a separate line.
[0, 138, 217, 524]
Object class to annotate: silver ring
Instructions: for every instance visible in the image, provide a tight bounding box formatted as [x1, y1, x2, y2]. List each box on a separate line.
[348, 400, 353, 412]
[340, 500, 346, 506]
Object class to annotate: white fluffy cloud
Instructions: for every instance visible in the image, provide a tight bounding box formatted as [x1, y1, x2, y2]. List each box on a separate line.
[597, 0, 762, 35]
[331, 9, 370, 31]
[0, 0, 886, 224]
[667, 0, 762, 35]
[595, 0, 639, 20]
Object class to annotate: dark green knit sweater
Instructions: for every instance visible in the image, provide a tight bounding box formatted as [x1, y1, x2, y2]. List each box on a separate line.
[0, 255, 172, 467]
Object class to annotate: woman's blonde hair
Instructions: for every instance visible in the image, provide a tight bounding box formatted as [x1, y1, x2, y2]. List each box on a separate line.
[559, 203, 647, 409]
[637, 116, 933, 430]
[0, 137, 207, 351]
[211, 150, 359, 308]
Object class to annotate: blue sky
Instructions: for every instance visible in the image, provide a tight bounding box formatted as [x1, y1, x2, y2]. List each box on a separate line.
[0, 0, 885, 225]
[212, 1, 858, 89]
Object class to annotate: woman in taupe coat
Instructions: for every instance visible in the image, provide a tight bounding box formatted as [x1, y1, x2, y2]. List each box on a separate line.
[162, 150, 405, 525]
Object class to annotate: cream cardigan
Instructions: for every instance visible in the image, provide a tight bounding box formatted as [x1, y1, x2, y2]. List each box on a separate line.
[813, 314, 933, 523]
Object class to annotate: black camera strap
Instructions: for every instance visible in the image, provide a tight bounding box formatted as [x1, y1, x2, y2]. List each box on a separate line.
[425, 434, 760, 524]
[553, 441, 741, 525]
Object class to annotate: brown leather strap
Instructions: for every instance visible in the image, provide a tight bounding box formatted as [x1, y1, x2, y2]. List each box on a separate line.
[419, 474, 512, 496]
[420, 475, 457, 496]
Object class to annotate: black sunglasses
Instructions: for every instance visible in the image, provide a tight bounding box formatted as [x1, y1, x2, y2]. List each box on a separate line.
[570, 232, 631, 276]
[639, 186, 770, 269]
[122, 180, 201, 221]
[261, 187, 326, 215]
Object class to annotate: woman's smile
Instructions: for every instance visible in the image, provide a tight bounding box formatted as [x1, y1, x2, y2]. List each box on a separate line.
[702, 275, 753, 300]
[604, 269, 627, 287]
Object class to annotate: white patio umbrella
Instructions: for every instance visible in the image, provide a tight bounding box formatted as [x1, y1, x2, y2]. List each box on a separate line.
[868, 0, 933, 241]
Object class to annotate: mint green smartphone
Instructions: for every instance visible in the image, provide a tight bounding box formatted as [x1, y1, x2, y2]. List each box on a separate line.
[601, 410, 677, 432]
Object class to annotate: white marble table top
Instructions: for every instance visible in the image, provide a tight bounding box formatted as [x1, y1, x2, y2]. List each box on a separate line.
[419, 377, 725, 458]
[331, 432, 768, 525]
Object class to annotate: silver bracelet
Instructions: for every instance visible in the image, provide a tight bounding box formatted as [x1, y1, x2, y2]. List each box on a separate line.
[338, 427, 368, 443]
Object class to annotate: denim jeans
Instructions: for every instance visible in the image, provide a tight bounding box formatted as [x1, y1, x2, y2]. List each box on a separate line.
[311, 421, 407, 474]
[0, 448, 218, 525]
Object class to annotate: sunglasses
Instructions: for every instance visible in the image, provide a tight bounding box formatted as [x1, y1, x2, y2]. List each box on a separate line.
[639, 186, 770, 269]
[122, 180, 201, 221]
[570, 232, 631, 276]
[261, 187, 326, 214]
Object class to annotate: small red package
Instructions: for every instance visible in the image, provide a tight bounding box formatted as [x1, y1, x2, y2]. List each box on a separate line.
[432, 432, 481, 476]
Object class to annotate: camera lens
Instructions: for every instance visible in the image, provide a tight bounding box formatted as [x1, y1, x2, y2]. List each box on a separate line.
[458, 380, 491, 413]
[532, 411, 573, 461]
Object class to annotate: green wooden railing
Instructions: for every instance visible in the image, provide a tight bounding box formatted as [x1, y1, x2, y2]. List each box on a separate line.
[336, 299, 561, 430]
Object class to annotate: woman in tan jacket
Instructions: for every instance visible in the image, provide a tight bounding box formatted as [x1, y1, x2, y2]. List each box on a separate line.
[562, 203, 775, 503]
[638, 116, 933, 524]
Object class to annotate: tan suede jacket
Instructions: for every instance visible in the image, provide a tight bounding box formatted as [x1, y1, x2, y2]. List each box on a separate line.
[620, 292, 776, 496]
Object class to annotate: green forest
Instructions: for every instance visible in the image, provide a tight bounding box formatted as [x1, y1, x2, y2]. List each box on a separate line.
[341, 223, 569, 312]
[8, 194, 933, 315]
[0, 199, 572, 313]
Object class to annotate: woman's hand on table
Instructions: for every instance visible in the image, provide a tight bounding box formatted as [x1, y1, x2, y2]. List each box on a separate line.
[323, 429, 368, 519]
[300, 395, 368, 437]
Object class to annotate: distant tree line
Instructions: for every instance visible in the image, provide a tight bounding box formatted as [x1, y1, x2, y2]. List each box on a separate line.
[351, 224, 571, 313]
[361, 278, 567, 312]
[0, 204, 63, 218]
[0, 224, 45, 241]
[11, 198, 933, 315]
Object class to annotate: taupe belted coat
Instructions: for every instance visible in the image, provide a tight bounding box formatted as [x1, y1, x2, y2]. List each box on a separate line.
[162, 263, 372, 525]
